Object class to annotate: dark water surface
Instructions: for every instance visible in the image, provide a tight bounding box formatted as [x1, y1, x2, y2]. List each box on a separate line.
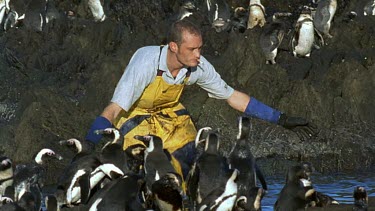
[262, 172, 375, 210]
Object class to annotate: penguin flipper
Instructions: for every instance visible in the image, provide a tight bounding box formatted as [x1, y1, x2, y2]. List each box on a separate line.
[186, 163, 200, 203]
[78, 172, 91, 204]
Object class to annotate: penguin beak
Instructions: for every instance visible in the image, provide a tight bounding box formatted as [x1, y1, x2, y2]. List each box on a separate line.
[134, 135, 151, 143]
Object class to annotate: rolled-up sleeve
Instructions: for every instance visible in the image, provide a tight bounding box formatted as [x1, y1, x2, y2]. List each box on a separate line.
[111, 47, 157, 111]
[195, 57, 234, 99]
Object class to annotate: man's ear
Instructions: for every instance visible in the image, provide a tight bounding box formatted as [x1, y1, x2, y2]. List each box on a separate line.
[169, 41, 178, 53]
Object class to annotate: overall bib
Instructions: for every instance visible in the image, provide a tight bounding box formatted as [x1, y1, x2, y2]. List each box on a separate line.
[113, 47, 197, 182]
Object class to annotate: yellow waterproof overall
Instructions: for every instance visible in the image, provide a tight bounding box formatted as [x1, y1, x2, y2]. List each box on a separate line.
[113, 47, 197, 185]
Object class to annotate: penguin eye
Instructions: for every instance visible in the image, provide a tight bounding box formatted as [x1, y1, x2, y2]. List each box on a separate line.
[47, 152, 55, 156]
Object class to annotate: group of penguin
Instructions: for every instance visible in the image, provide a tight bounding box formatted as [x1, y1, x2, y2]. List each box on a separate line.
[0, 116, 370, 210]
[255, 0, 374, 64]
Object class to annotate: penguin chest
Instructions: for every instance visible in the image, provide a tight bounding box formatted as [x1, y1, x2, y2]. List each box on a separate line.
[328, 0, 337, 23]
[294, 22, 314, 56]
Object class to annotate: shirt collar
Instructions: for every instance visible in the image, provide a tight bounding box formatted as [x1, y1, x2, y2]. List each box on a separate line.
[159, 45, 188, 78]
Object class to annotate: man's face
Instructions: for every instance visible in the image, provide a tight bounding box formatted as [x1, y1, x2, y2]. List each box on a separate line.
[175, 31, 203, 67]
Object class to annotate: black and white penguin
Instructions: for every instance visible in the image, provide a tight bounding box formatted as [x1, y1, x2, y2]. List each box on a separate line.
[247, 0, 266, 29]
[364, 0, 375, 16]
[229, 116, 267, 211]
[292, 11, 317, 57]
[274, 164, 316, 211]
[260, 12, 292, 64]
[0, 156, 13, 196]
[0, 191, 35, 210]
[313, 0, 337, 38]
[187, 129, 230, 206]
[353, 186, 368, 211]
[174, 0, 195, 21]
[57, 138, 102, 206]
[64, 163, 124, 206]
[59, 138, 94, 162]
[87, 0, 106, 22]
[86, 173, 146, 211]
[152, 172, 184, 211]
[197, 168, 239, 211]
[94, 128, 129, 173]
[13, 148, 63, 210]
[0, 0, 10, 25]
[133, 135, 177, 189]
[234, 187, 265, 211]
[205, 0, 231, 32]
[231, 7, 248, 33]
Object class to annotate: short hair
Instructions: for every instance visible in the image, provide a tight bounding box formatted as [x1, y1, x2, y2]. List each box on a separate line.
[167, 19, 202, 45]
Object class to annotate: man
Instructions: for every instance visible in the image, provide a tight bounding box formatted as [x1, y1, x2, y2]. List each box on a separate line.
[85, 19, 316, 179]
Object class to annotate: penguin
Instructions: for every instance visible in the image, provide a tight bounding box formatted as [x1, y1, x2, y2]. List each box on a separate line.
[0, 156, 13, 196]
[364, 0, 375, 16]
[94, 128, 129, 173]
[186, 129, 230, 206]
[313, 0, 337, 38]
[152, 172, 184, 211]
[234, 187, 265, 211]
[86, 173, 146, 211]
[259, 13, 292, 64]
[3, 10, 20, 31]
[228, 116, 267, 210]
[292, 11, 317, 58]
[133, 135, 176, 187]
[59, 138, 95, 162]
[0, 0, 10, 25]
[231, 7, 248, 33]
[22, 0, 49, 31]
[64, 163, 124, 206]
[197, 168, 239, 211]
[12, 148, 63, 211]
[45, 194, 58, 211]
[274, 164, 316, 211]
[0, 191, 35, 210]
[87, 0, 105, 22]
[175, 0, 195, 21]
[57, 138, 102, 206]
[205, 0, 231, 32]
[353, 186, 368, 211]
[247, 0, 266, 29]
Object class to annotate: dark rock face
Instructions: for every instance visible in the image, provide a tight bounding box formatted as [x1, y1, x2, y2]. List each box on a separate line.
[0, 0, 374, 183]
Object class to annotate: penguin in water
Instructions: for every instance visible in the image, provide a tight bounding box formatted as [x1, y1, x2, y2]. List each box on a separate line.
[313, 0, 337, 38]
[274, 164, 316, 211]
[353, 186, 368, 211]
[292, 10, 320, 57]
[259, 12, 292, 64]
[186, 129, 230, 206]
[229, 116, 267, 211]
[197, 168, 239, 211]
[247, 0, 266, 29]
[12, 148, 63, 211]
[364, 0, 375, 16]
[0, 156, 13, 196]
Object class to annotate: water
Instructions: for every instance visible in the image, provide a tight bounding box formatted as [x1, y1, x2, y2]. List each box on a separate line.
[261, 172, 375, 210]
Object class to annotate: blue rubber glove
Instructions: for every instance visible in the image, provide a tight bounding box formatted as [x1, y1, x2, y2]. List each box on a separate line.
[85, 116, 112, 144]
[244, 97, 281, 123]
